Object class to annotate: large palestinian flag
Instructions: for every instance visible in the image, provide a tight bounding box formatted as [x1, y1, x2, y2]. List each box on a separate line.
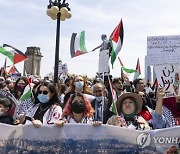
[70, 31, 88, 58]
[0, 44, 27, 64]
[109, 19, 124, 68]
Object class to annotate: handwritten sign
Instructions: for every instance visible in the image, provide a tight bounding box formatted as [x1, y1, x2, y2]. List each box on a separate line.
[146, 35, 180, 66]
[98, 49, 109, 74]
[154, 64, 180, 97]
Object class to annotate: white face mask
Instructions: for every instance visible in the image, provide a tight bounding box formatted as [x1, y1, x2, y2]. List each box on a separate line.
[0, 108, 4, 116]
[95, 96, 103, 102]
[75, 81, 84, 89]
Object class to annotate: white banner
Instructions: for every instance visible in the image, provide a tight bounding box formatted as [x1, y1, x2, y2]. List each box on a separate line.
[0, 123, 179, 153]
[146, 35, 180, 66]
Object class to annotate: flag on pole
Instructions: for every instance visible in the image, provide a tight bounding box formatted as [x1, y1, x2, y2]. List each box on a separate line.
[118, 57, 136, 73]
[0, 44, 27, 64]
[133, 58, 141, 80]
[70, 31, 88, 58]
[109, 19, 124, 68]
[108, 76, 118, 115]
[121, 67, 124, 84]
[151, 78, 158, 91]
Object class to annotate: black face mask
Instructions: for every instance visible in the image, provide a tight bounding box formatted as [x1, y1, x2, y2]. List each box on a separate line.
[71, 101, 85, 114]
[17, 85, 25, 93]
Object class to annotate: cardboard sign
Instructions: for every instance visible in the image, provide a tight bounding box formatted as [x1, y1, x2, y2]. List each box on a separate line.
[146, 35, 180, 66]
[98, 49, 109, 74]
[154, 64, 180, 97]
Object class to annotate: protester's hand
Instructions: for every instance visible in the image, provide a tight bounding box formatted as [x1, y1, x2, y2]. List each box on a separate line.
[114, 116, 127, 127]
[13, 119, 20, 125]
[114, 116, 122, 126]
[93, 121, 102, 126]
[123, 73, 130, 85]
[157, 87, 165, 99]
[19, 114, 26, 124]
[55, 120, 65, 127]
[32, 118, 42, 128]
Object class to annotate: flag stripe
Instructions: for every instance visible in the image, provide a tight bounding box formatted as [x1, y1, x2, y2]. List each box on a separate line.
[122, 66, 136, 73]
[79, 31, 88, 52]
[0, 47, 14, 62]
[70, 33, 77, 57]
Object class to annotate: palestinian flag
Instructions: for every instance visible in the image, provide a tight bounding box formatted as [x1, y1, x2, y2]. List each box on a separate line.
[70, 31, 88, 58]
[0, 44, 27, 64]
[8, 65, 19, 74]
[20, 84, 32, 101]
[109, 19, 124, 68]
[133, 58, 141, 80]
[118, 57, 136, 73]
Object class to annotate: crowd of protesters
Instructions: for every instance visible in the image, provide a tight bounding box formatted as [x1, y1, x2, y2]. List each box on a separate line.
[0, 73, 179, 130]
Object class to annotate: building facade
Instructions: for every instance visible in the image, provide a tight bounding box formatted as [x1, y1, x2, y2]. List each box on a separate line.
[23, 47, 42, 76]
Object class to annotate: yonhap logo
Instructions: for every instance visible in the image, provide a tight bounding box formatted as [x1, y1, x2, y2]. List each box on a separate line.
[137, 132, 151, 148]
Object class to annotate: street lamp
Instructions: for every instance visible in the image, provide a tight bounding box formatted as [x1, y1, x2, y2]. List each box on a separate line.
[46, 0, 72, 84]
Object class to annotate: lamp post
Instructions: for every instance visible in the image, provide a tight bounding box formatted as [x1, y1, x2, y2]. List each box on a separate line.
[46, 0, 71, 84]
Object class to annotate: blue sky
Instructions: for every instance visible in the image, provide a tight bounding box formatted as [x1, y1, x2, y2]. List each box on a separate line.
[1, 0, 180, 80]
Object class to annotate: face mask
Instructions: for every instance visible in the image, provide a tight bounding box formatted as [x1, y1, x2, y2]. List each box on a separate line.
[0, 108, 4, 116]
[17, 85, 25, 92]
[37, 94, 50, 103]
[75, 81, 84, 89]
[71, 101, 85, 114]
[95, 96, 103, 102]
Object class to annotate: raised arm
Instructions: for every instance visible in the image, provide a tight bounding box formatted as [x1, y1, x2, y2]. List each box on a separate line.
[155, 88, 165, 115]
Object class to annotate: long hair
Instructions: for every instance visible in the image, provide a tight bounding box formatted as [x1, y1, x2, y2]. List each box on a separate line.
[13, 76, 28, 99]
[66, 75, 92, 95]
[34, 81, 60, 106]
[62, 93, 94, 118]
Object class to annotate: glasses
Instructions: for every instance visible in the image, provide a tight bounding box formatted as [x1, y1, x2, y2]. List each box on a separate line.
[38, 90, 49, 95]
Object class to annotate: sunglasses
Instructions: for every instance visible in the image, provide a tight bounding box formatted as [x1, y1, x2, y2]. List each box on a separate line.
[38, 90, 49, 95]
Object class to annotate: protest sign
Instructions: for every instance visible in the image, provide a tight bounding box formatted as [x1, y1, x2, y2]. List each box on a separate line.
[98, 49, 109, 74]
[154, 64, 180, 97]
[146, 35, 180, 66]
[58, 63, 68, 74]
